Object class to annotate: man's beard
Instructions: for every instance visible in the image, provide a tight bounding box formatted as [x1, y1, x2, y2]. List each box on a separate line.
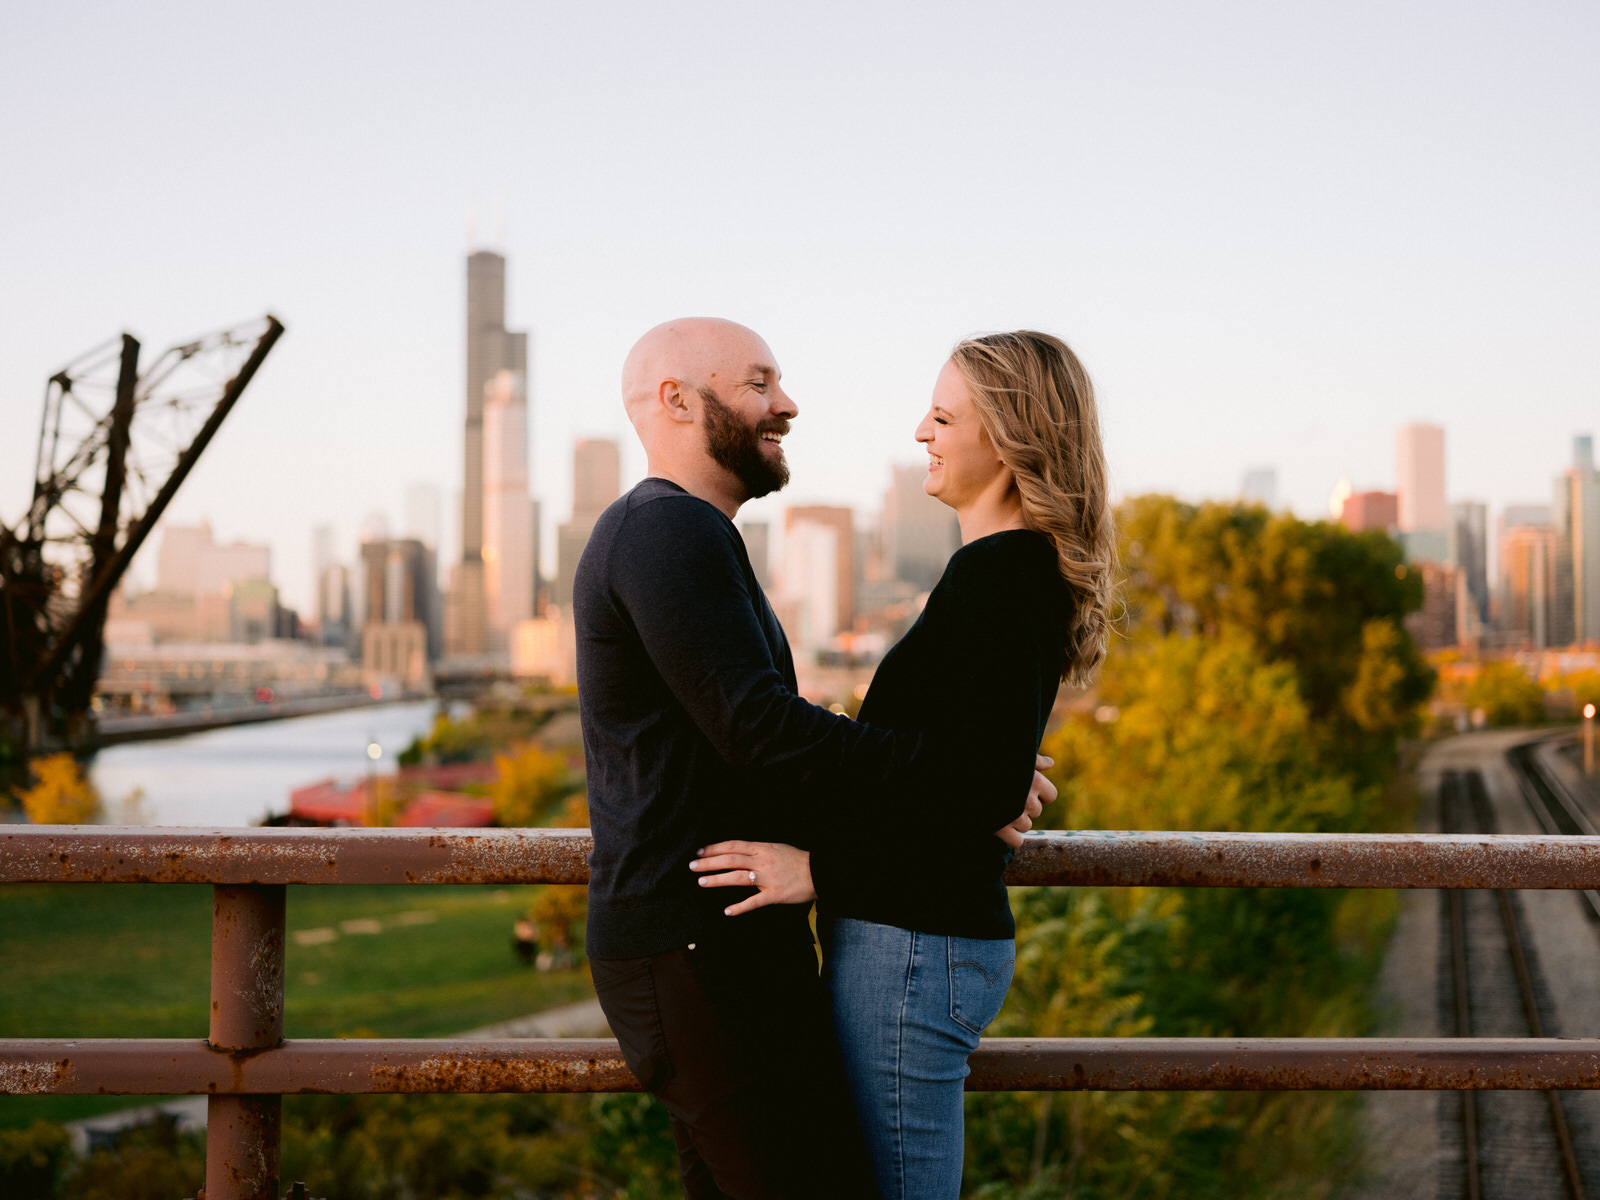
[698, 386, 790, 499]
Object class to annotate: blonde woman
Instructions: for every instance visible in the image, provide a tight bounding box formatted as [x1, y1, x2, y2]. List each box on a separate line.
[691, 330, 1115, 1200]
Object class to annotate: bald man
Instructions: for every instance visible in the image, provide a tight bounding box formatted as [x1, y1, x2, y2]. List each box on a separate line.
[576, 320, 1035, 1198]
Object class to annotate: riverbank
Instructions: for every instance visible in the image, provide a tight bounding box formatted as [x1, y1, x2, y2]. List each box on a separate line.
[84, 700, 443, 826]
[92, 691, 406, 746]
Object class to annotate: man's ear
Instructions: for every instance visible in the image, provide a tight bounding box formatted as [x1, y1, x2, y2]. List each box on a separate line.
[661, 380, 696, 424]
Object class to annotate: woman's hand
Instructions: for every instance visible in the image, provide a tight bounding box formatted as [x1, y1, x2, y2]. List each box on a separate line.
[689, 841, 815, 916]
[995, 755, 1056, 849]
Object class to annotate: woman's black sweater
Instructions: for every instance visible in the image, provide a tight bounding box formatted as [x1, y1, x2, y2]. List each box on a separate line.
[812, 529, 1069, 941]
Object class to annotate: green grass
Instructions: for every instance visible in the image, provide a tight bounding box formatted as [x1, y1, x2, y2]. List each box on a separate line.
[0, 882, 593, 1128]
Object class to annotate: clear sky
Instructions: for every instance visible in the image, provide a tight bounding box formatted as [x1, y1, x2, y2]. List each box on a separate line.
[3, 0, 1596, 614]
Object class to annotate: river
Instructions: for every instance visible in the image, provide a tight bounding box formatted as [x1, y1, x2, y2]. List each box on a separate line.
[84, 700, 443, 826]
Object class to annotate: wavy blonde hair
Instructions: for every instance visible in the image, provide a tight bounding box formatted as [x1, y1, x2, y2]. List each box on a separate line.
[949, 330, 1116, 685]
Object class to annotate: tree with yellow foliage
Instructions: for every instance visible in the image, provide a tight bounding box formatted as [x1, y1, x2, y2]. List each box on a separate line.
[15, 753, 101, 824]
[490, 743, 574, 827]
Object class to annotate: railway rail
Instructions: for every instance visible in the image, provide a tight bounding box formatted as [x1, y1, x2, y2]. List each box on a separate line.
[1510, 739, 1600, 920]
[1440, 764, 1586, 1199]
[1433, 734, 1600, 1199]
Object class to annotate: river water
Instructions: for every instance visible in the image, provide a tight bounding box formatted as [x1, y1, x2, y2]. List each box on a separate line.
[85, 700, 442, 826]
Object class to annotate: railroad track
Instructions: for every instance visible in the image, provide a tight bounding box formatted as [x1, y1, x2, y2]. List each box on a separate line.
[1437, 756, 1589, 1199]
[1508, 740, 1600, 921]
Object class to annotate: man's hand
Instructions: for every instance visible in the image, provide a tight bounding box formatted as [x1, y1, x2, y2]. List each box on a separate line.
[996, 754, 1056, 849]
[689, 841, 815, 916]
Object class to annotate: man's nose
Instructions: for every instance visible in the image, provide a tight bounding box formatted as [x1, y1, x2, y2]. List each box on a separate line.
[771, 385, 798, 419]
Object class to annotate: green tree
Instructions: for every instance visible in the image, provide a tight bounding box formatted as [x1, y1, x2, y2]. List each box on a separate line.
[1045, 633, 1367, 834]
[1118, 497, 1434, 786]
[1466, 660, 1545, 727]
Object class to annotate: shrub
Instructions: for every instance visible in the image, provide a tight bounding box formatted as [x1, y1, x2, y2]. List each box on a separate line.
[0, 1121, 71, 1199]
[15, 754, 100, 825]
[60, 1115, 204, 1200]
[491, 744, 576, 827]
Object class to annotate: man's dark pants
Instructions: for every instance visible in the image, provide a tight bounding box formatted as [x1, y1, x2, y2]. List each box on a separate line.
[592, 919, 879, 1199]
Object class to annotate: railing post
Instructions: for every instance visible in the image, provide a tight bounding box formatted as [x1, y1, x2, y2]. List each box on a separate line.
[206, 884, 286, 1200]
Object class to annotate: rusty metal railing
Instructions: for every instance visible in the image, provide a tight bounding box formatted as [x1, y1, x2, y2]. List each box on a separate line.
[8, 826, 1600, 1198]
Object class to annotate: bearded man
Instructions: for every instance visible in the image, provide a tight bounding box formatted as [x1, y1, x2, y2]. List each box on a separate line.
[574, 318, 1044, 1199]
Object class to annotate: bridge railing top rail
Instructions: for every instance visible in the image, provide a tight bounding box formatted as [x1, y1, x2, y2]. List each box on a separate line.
[7, 825, 1600, 890]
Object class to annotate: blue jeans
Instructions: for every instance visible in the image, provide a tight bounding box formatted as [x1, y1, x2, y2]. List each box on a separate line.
[822, 917, 1016, 1200]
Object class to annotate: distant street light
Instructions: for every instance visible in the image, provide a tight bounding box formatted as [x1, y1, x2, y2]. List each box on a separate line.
[1585, 705, 1595, 776]
[366, 737, 382, 825]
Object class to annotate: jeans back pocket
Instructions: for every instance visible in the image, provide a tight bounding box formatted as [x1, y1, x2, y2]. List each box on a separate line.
[947, 936, 1015, 1038]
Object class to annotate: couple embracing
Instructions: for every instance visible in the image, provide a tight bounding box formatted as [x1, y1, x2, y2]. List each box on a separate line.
[575, 318, 1114, 1199]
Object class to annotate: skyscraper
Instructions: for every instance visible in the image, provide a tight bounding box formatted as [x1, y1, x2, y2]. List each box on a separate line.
[483, 369, 535, 642]
[572, 439, 621, 521]
[1396, 423, 1447, 562]
[312, 524, 335, 588]
[453, 249, 528, 655]
[1553, 434, 1600, 646]
[403, 484, 442, 554]
[358, 535, 434, 690]
[880, 464, 960, 592]
[1500, 511, 1556, 649]
[779, 520, 840, 654]
[1340, 491, 1399, 534]
[1240, 467, 1277, 510]
[785, 505, 855, 636]
[555, 439, 622, 612]
[741, 522, 772, 589]
[1448, 501, 1489, 626]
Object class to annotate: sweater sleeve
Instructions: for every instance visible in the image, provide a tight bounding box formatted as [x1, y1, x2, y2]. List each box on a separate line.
[608, 497, 1027, 835]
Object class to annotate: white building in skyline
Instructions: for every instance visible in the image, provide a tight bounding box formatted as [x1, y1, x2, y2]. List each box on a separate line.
[404, 482, 442, 552]
[483, 369, 535, 642]
[778, 519, 840, 654]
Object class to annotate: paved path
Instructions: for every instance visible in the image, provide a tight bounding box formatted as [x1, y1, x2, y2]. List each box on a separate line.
[458, 997, 609, 1039]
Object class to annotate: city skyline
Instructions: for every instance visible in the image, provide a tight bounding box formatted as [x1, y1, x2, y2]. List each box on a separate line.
[19, 374, 1600, 628]
[2, 3, 1596, 616]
